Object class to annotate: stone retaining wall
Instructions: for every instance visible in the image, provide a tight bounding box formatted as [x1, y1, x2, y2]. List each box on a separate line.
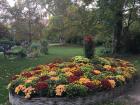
[9, 76, 137, 105]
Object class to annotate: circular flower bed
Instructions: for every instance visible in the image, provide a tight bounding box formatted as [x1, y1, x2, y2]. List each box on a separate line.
[8, 56, 137, 100]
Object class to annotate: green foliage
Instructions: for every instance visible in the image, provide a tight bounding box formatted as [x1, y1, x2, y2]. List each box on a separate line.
[0, 39, 16, 46]
[72, 56, 90, 63]
[27, 42, 42, 58]
[0, 23, 10, 39]
[10, 46, 26, 55]
[95, 46, 112, 56]
[126, 21, 140, 53]
[57, 74, 68, 84]
[66, 36, 83, 45]
[66, 84, 88, 97]
[40, 40, 48, 55]
[92, 56, 111, 65]
[80, 65, 94, 72]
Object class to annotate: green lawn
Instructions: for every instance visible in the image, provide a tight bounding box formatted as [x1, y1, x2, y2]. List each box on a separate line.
[0, 46, 83, 104]
[0, 46, 139, 104]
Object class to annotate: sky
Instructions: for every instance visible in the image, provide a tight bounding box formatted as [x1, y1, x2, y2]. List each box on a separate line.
[7, 0, 15, 7]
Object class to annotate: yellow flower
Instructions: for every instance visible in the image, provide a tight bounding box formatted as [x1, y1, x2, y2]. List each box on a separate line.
[108, 80, 116, 88]
[24, 77, 38, 83]
[123, 71, 132, 79]
[55, 85, 66, 96]
[105, 76, 113, 79]
[92, 70, 101, 75]
[103, 65, 111, 70]
[69, 67, 79, 72]
[92, 80, 101, 86]
[78, 78, 91, 84]
[50, 77, 59, 81]
[48, 71, 57, 76]
[116, 75, 125, 82]
[62, 67, 70, 72]
[65, 72, 73, 76]
[23, 86, 35, 98]
[15, 85, 26, 94]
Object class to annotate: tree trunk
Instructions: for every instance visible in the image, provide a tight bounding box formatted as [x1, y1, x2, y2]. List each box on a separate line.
[112, 9, 123, 54]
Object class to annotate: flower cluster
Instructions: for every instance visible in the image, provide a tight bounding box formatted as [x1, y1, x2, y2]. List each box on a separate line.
[55, 85, 66, 96]
[8, 56, 136, 98]
[84, 35, 93, 43]
[15, 85, 35, 98]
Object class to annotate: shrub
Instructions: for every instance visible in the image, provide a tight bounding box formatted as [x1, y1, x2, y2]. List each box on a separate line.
[66, 84, 88, 97]
[7, 45, 26, 58]
[72, 56, 90, 63]
[40, 40, 48, 55]
[27, 42, 42, 58]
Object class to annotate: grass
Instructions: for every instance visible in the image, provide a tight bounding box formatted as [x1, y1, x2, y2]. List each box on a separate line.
[0, 46, 83, 104]
[0, 45, 140, 104]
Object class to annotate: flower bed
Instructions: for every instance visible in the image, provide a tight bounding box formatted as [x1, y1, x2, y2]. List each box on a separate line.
[8, 56, 137, 104]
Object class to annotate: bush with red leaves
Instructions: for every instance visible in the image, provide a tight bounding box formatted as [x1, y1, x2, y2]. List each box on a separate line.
[39, 76, 50, 81]
[84, 82, 95, 90]
[68, 75, 80, 83]
[73, 70, 83, 77]
[48, 63, 57, 68]
[21, 72, 33, 78]
[32, 66, 42, 71]
[101, 79, 112, 89]
[35, 82, 48, 91]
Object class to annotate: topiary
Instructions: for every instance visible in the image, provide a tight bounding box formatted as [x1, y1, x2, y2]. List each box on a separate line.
[84, 35, 95, 59]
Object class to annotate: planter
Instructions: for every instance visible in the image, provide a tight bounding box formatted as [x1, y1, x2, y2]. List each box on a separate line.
[8, 56, 137, 105]
[9, 83, 133, 105]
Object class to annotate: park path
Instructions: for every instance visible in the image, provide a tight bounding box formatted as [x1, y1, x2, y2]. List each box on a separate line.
[49, 43, 64, 46]
[114, 77, 140, 105]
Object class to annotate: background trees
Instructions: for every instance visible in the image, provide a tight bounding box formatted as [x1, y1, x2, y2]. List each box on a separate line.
[0, 0, 140, 54]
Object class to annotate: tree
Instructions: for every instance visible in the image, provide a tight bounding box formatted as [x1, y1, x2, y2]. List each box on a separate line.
[96, 0, 140, 54]
[1, 0, 47, 42]
[0, 23, 10, 39]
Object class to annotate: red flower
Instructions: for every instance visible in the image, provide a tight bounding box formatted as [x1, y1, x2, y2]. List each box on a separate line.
[39, 76, 50, 81]
[48, 63, 57, 68]
[35, 82, 48, 91]
[109, 67, 116, 73]
[84, 35, 93, 43]
[33, 71, 41, 75]
[84, 82, 95, 90]
[73, 70, 83, 77]
[120, 63, 128, 67]
[68, 75, 80, 83]
[21, 72, 33, 78]
[101, 79, 116, 89]
[32, 66, 42, 71]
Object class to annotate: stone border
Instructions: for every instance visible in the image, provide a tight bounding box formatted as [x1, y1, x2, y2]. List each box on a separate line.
[9, 76, 137, 105]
